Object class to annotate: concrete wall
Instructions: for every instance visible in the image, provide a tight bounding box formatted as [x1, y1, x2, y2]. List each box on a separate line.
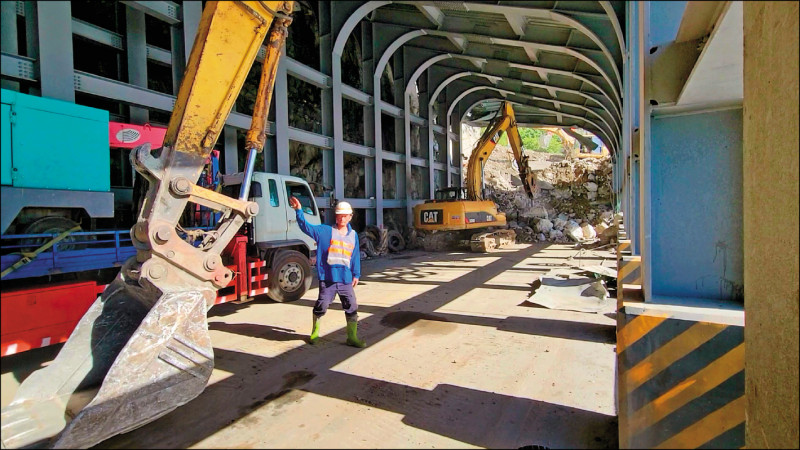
[650, 109, 743, 301]
[742, 2, 799, 448]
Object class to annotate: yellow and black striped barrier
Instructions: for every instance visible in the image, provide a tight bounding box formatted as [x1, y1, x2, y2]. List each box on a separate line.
[618, 239, 631, 252]
[618, 256, 642, 287]
[616, 309, 745, 448]
[617, 222, 627, 238]
[617, 240, 632, 263]
[617, 255, 642, 307]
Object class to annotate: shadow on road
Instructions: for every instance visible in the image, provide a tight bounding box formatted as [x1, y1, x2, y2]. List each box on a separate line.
[84, 244, 618, 448]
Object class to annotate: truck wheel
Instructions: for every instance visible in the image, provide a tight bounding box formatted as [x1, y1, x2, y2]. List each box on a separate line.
[20, 217, 93, 252]
[268, 250, 312, 303]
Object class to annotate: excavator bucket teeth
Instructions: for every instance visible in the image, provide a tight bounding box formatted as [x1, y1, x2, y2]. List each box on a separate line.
[1, 270, 215, 449]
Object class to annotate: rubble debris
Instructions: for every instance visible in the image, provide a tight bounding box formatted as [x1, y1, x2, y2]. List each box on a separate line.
[526, 268, 613, 313]
[460, 132, 616, 245]
[574, 265, 618, 278]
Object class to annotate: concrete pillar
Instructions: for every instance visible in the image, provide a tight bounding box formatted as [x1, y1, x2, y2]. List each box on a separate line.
[181, 1, 202, 64]
[361, 22, 376, 226]
[223, 125, 239, 174]
[742, 3, 799, 448]
[1, 1, 20, 90]
[125, 7, 149, 123]
[371, 23, 385, 227]
[275, 53, 290, 175]
[170, 21, 186, 94]
[37, 2, 75, 101]
[319, 3, 334, 223]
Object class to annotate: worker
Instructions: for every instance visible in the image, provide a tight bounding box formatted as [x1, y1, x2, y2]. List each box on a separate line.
[289, 196, 366, 348]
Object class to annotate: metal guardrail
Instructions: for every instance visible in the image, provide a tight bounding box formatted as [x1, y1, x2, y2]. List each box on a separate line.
[0, 230, 135, 280]
[1, 227, 214, 281]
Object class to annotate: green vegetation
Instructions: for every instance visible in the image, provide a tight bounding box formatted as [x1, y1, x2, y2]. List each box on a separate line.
[479, 127, 565, 154]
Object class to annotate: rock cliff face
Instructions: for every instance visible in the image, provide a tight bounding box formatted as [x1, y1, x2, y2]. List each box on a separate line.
[461, 125, 615, 244]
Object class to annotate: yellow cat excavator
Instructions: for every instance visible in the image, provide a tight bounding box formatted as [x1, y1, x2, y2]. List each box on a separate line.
[1, 2, 294, 448]
[413, 101, 536, 252]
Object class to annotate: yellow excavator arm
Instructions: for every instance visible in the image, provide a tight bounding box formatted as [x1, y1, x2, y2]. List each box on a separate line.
[413, 102, 532, 251]
[1, 2, 294, 449]
[465, 101, 536, 201]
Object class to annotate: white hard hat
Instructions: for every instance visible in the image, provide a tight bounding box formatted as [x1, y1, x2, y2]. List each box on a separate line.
[335, 201, 353, 215]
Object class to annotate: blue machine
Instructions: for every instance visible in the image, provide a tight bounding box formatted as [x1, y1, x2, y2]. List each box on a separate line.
[1, 89, 114, 235]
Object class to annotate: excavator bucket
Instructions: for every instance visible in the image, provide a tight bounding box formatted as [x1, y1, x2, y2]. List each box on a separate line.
[2, 2, 293, 447]
[1, 260, 216, 449]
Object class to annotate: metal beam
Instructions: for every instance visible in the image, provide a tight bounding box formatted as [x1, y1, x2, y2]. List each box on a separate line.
[380, 101, 404, 118]
[414, 4, 444, 27]
[504, 12, 527, 36]
[341, 141, 375, 158]
[283, 56, 331, 89]
[288, 127, 333, 149]
[121, 1, 181, 25]
[451, 89, 617, 154]
[405, 1, 623, 91]
[0, 52, 37, 81]
[382, 152, 405, 163]
[409, 156, 428, 167]
[421, 60, 618, 142]
[342, 84, 372, 105]
[72, 18, 123, 50]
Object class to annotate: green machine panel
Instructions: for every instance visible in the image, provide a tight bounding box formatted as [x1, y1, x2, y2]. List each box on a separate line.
[1, 102, 11, 186]
[0, 89, 110, 192]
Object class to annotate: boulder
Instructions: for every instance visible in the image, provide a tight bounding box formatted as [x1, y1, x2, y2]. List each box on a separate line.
[536, 219, 554, 233]
[564, 220, 584, 242]
[581, 223, 597, 240]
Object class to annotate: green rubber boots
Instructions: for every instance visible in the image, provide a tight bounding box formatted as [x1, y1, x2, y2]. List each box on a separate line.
[345, 318, 366, 348]
[308, 314, 366, 348]
[309, 314, 321, 344]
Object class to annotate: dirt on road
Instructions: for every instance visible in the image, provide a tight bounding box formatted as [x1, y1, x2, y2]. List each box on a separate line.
[1, 243, 619, 449]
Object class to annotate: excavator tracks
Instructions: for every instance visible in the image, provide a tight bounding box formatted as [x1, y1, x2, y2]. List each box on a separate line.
[469, 229, 517, 252]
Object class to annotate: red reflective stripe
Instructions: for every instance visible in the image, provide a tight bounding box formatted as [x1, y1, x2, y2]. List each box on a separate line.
[250, 288, 269, 296]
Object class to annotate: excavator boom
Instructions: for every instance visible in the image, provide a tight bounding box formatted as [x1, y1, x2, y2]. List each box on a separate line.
[1, 2, 294, 448]
[414, 102, 534, 252]
[465, 101, 536, 201]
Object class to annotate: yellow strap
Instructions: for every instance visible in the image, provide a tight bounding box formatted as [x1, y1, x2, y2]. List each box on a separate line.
[1, 225, 82, 279]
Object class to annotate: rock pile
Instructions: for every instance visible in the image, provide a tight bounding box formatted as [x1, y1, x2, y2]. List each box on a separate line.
[463, 131, 617, 245]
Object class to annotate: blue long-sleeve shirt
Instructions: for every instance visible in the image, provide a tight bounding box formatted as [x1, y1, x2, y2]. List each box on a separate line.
[296, 209, 361, 283]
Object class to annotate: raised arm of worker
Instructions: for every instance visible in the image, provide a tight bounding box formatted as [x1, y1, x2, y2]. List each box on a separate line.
[289, 196, 322, 241]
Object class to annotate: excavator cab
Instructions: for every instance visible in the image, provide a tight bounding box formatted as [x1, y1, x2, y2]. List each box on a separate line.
[431, 187, 467, 202]
[1, 2, 295, 448]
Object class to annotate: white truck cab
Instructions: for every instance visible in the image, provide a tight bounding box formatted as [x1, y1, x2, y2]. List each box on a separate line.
[221, 171, 323, 302]
[249, 172, 321, 249]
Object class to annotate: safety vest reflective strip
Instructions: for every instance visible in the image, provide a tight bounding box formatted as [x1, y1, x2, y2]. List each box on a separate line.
[327, 233, 356, 267]
[330, 239, 355, 250]
[329, 247, 353, 257]
[327, 256, 351, 266]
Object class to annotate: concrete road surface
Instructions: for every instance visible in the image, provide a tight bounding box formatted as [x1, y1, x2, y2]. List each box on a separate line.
[1, 243, 619, 449]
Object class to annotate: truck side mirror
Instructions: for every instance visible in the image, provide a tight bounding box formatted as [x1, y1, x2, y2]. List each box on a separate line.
[249, 181, 262, 198]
